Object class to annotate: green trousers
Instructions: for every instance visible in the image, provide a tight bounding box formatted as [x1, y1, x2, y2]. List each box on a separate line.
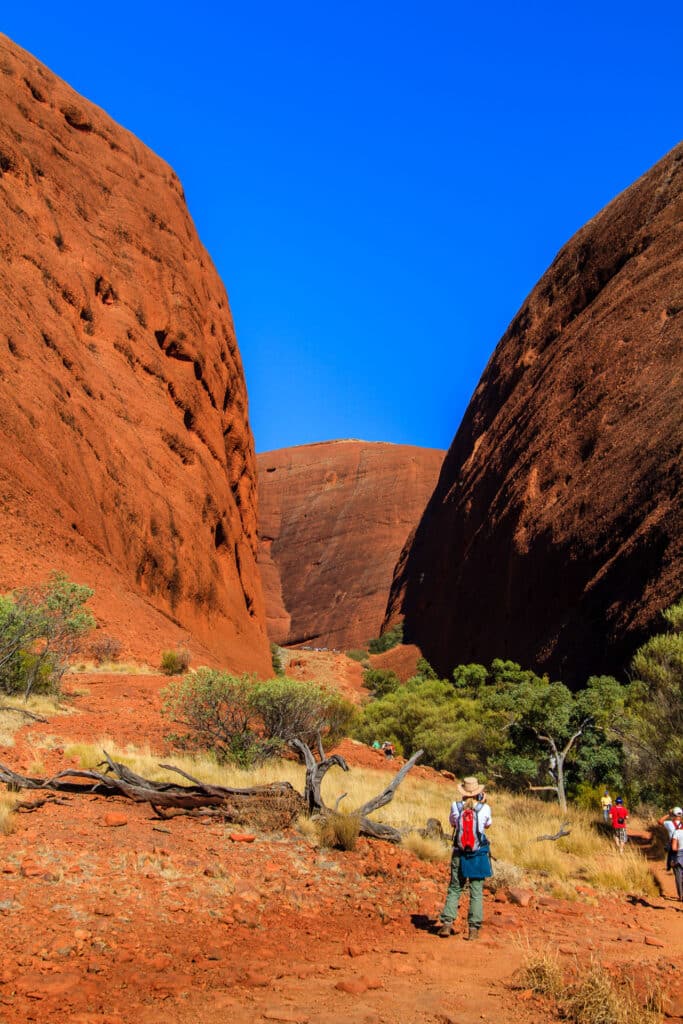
[441, 853, 484, 927]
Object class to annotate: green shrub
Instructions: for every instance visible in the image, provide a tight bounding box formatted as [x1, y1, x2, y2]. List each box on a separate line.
[367, 621, 404, 654]
[346, 648, 368, 663]
[270, 643, 285, 676]
[160, 648, 190, 675]
[162, 671, 356, 765]
[0, 573, 95, 698]
[363, 667, 400, 697]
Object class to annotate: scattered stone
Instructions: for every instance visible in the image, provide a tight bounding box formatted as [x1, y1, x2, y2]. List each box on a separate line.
[644, 936, 665, 947]
[229, 833, 256, 843]
[507, 888, 534, 907]
[336, 978, 369, 995]
[102, 813, 127, 828]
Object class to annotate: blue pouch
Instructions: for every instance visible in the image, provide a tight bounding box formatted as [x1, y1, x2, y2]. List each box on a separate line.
[458, 842, 492, 879]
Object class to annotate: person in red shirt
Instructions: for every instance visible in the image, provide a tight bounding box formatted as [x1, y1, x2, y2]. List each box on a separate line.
[609, 796, 629, 852]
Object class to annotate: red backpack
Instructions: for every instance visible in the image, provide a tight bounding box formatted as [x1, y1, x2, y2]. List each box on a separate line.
[454, 801, 484, 852]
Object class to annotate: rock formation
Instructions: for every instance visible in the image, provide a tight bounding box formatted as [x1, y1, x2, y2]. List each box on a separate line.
[257, 441, 444, 650]
[387, 143, 683, 685]
[0, 35, 270, 674]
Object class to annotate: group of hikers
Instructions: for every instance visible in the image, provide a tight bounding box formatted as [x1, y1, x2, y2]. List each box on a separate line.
[436, 780, 683, 940]
[371, 739, 395, 759]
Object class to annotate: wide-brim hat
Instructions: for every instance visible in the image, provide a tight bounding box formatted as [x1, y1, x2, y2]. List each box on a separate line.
[673, 807, 683, 816]
[456, 776, 484, 798]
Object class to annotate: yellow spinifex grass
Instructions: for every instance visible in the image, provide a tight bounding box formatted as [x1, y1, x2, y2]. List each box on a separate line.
[0, 791, 20, 835]
[62, 739, 656, 896]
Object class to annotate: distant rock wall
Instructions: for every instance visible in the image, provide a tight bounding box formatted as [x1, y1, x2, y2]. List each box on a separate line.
[257, 441, 444, 650]
[0, 35, 270, 673]
[387, 143, 683, 685]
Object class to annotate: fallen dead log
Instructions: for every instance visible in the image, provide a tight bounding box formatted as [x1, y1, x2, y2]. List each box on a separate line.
[536, 822, 571, 841]
[291, 738, 424, 843]
[0, 705, 49, 723]
[0, 742, 425, 843]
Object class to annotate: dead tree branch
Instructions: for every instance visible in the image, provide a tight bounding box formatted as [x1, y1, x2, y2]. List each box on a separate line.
[536, 822, 571, 841]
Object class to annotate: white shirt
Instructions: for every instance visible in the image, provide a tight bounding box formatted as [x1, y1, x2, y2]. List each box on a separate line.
[663, 819, 676, 837]
[449, 800, 492, 833]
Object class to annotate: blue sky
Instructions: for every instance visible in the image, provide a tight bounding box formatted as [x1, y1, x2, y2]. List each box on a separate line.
[4, 4, 681, 453]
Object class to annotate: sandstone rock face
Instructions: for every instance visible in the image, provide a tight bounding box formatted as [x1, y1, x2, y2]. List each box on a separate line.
[0, 35, 270, 673]
[387, 144, 683, 685]
[257, 441, 444, 649]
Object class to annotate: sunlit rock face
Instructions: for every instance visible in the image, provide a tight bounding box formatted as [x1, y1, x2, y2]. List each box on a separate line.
[387, 143, 683, 685]
[0, 34, 270, 673]
[257, 441, 444, 650]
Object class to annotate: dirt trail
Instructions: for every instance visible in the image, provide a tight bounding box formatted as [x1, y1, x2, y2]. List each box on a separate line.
[0, 671, 681, 1024]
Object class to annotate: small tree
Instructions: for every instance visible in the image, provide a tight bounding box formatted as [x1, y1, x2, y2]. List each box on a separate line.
[622, 600, 683, 804]
[0, 573, 95, 698]
[162, 672, 356, 766]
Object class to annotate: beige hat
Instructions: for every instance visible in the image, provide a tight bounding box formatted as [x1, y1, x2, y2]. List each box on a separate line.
[456, 776, 484, 798]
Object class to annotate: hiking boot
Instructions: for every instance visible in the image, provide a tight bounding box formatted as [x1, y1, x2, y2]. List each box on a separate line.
[465, 926, 480, 941]
[437, 922, 453, 937]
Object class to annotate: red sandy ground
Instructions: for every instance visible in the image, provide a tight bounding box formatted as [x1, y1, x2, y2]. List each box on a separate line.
[0, 669, 682, 1024]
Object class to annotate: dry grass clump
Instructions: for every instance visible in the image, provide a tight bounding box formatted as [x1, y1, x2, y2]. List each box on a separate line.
[561, 962, 660, 1024]
[487, 858, 524, 892]
[516, 951, 662, 1024]
[400, 832, 450, 862]
[514, 949, 563, 998]
[0, 695, 71, 747]
[0, 791, 20, 835]
[318, 811, 361, 851]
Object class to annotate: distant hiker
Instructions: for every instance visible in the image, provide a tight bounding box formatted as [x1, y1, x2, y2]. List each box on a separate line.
[609, 796, 629, 852]
[671, 817, 683, 901]
[438, 776, 492, 941]
[601, 789, 613, 824]
[382, 741, 394, 760]
[372, 739, 381, 750]
[658, 806, 683, 871]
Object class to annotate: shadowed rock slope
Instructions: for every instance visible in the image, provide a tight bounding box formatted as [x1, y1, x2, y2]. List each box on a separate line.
[257, 441, 444, 649]
[387, 143, 683, 685]
[0, 35, 270, 673]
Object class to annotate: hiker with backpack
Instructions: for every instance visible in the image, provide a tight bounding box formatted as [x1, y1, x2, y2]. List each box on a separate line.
[671, 817, 683, 901]
[438, 776, 492, 941]
[658, 806, 683, 871]
[609, 796, 629, 852]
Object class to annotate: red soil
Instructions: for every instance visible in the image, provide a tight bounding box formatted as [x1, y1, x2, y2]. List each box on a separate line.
[1, 668, 681, 1024]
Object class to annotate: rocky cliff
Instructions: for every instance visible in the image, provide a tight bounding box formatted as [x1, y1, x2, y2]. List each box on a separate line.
[257, 441, 444, 649]
[387, 143, 683, 684]
[0, 35, 270, 673]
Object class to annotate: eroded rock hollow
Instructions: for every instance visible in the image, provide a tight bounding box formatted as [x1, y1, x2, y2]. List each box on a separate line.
[0, 35, 270, 673]
[387, 143, 683, 685]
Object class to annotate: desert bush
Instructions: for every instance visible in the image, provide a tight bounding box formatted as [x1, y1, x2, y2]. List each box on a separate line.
[90, 634, 122, 664]
[346, 648, 368, 663]
[0, 573, 95, 697]
[160, 648, 190, 676]
[318, 811, 360, 851]
[249, 676, 355, 748]
[162, 671, 355, 765]
[514, 949, 563, 998]
[400, 832, 450, 862]
[270, 643, 284, 676]
[367, 621, 403, 654]
[363, 667, 400, 697]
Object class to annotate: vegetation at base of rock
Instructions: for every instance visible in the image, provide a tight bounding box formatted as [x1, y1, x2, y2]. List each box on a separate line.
[367, 621, 404, 654]
[270, 642, 285, 676]
[346, 648, 369, 663]
[159, 647, 190, 676]
[354, 601, 683, 808]
[0, 573, 95, 698]
[162, 671, 356, 767]
[89, 634, 122, 664]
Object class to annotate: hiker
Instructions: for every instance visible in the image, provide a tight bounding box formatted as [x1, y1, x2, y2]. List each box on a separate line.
[609, 796, 629, 852]
[658, 806, 683, 871]
[672, 817, 683, 901]
[601, 789, 613, 824]
[382, 741, 394, 760]
[438, 776, 492, 941]
[371, 739, 381, 750]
